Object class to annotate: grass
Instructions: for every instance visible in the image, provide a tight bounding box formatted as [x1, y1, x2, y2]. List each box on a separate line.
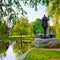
[0, 35, 34, 41]
[24, 48, 60, 60]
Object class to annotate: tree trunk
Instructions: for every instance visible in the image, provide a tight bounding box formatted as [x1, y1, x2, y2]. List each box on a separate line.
[21, 34, 22, 49]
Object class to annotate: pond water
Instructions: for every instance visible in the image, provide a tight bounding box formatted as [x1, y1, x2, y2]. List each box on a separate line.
[0, 40, 33, 60]
[2, 45, 17, 60]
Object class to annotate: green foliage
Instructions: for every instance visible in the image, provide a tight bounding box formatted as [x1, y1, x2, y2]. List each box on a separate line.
[0, 0, 60, 21]
[0, 0, 27, 17]
[46, 0, 60, 38]
[11, 17, 44, 36]
[22, 0, 49, 10]
[0, 17, 9, 36]
[22, 0, 60, 14]
[11, 16, 30, 36]
[29, 22, 35, 36]
[33, 19, 43, 34]
[24, 49, 60, 60]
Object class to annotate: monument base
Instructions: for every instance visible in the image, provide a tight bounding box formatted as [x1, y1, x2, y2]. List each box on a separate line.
[34, 38, 60, 48]
[40, 35, 50, 39]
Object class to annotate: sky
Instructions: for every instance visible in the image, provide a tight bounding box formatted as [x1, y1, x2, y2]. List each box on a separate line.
[18, 2, 47, 23]
[4, 2, 47, 23]
[3, 2, 48, 28]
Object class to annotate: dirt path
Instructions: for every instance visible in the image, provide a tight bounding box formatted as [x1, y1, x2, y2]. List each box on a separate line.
[40, 48, 60, 51]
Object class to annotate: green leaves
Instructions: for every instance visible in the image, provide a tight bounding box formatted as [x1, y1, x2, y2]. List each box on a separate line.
[41, 0, 49, 6]
[0, 0, 25, 18]
[0, 0, 59, 20]
[1, 0, 50, 18]
[11, 16, 29, 35]
[0, 17, 9, 36]
[33, 19, 43, 34]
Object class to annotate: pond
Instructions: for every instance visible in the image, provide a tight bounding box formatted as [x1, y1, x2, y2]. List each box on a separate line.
[0, 39, 33, 60]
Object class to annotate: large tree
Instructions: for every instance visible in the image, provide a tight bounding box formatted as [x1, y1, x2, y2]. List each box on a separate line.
[11, 16, 29, 36]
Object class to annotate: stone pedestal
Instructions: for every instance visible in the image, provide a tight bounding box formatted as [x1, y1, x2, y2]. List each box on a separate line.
[34, 38, 60, 48]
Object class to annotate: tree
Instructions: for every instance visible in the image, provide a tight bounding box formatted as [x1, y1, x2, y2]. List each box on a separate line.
[0, 0, 59, 18]
[46, 0, 60, 38]
[0, 17, 9, 36]
[11, 16, 29, 48]
[11, 16, 29, 36]
[29, 22, 35, 36]
[33, 18, 43, 34]
[0, 0, 27, 17]
[0, 0, 52, 19]
[0, 41, 6, 56]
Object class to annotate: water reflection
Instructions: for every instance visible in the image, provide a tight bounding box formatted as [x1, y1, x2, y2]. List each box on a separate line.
[0, 40, 33, 60]
[13, 40, 33, 57]
[0, 41, 10, 60]
[2, 45, 17, 60]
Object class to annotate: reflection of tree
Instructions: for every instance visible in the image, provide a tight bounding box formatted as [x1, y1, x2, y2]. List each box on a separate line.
[0, 41, 6, 59]
[0, 41, 6, 53]
[0, 40, 10, 59]
[13, 40, 32, 57]
[13, 41, 22, 57]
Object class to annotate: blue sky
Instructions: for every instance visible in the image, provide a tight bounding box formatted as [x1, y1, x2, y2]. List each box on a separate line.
[18, 2, 47, 22]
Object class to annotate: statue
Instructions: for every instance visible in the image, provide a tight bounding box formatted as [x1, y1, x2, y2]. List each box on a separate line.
[42, 15, 48, 38]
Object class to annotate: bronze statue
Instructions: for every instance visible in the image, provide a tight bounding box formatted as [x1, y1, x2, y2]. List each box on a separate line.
[42, 15, 48, 38]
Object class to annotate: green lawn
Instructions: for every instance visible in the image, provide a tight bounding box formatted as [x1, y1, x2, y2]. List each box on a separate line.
[24, 49, 60, 60]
